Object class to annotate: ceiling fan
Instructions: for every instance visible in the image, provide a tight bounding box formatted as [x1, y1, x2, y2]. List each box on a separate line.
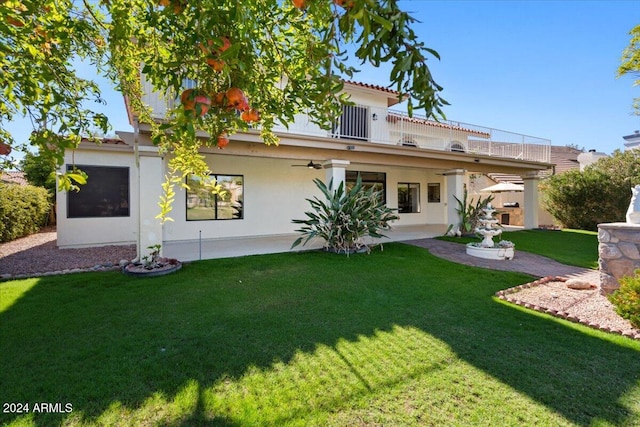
[291, 160, 322, 170]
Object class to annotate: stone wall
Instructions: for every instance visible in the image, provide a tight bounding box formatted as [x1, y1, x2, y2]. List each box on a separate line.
[598, 222, 640, 294]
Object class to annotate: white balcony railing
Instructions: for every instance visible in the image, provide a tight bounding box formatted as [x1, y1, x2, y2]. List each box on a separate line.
[271, 106, 551, 163]
[142, 80, 551, 164]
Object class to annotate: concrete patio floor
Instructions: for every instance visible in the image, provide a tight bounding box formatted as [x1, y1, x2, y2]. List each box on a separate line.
[163, 224, 449, 261]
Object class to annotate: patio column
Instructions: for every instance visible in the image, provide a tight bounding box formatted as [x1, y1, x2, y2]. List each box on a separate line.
[444, 169, 465, 227]
[137, 146, 164, 259]
[523, 172, 540, 229]
[323, 159, 351, 189]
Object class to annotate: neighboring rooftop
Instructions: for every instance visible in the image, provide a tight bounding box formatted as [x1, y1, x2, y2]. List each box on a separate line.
[1, 171, 27, 186]
[623, 130, 640, 151]
[487, 145, 582, 184]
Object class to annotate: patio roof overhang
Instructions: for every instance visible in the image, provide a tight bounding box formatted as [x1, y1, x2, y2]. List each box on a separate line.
[129, 124, 551, 176]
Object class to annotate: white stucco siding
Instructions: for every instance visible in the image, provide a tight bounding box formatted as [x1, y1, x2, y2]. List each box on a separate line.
[163, 156, 448, 243]
[56, 149, 138, 248]
[164, 155, 325, 242]
[376, 166, 445, 226]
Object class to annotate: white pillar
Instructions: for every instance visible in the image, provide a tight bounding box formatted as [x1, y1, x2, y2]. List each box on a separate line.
[523, 173, 540, 229]
[137, 146, 164, 259]
[444, 169, 466, 226]
[323, 159, 350, 190]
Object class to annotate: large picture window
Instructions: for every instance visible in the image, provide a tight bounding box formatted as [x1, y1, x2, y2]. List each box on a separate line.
[67, 165, 130, 218]
[398, 183, 420, 213]
[186, 174, 244, 221]
[346, 171, 386, 204]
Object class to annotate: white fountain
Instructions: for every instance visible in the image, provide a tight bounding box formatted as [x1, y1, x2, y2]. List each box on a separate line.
[465, 203, 515, 260]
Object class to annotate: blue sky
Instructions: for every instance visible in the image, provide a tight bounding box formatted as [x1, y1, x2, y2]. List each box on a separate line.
[382, 0, 640, 154]
[5, 0, 639, 163]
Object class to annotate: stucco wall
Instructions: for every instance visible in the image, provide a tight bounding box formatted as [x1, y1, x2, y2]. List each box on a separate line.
[57, 149, 138, 248]
[163, 155, 447, 243]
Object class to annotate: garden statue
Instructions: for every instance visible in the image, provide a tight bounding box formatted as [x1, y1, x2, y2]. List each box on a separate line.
[626, 185, 640, 224]
[475, 203, 502, 247]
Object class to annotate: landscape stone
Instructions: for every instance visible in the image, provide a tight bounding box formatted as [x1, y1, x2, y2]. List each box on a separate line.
[599, 243, 622, 260]
[618, 242, 640, 259]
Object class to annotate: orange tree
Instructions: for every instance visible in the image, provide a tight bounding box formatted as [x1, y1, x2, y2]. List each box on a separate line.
[1, 0, 447, 219]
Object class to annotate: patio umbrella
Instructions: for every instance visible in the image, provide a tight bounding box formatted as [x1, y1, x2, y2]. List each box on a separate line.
[480, 182, 524, 193]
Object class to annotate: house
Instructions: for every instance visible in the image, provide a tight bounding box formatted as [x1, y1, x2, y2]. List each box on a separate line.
[623, 130, 640, 151]
[56, 80, 552, 260]
[468, 145, 584, 227]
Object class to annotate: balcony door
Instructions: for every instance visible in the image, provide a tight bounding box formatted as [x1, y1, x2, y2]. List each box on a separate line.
[334, 105, 369, 141]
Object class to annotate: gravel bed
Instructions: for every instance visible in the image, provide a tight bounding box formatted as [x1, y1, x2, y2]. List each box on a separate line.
[0, 227, 136, 279]
[497, 276, 640, 340]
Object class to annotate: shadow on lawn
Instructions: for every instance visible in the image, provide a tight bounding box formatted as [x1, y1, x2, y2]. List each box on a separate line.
[0, 244, 638, 426]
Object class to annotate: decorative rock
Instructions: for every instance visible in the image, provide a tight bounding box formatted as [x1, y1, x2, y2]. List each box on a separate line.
[599, 243, 622, 260]
[565, 279, 596, 290]
[619, 242, 640, 259]
[598, 228, 611, 243]
[119, 259, 129, 266]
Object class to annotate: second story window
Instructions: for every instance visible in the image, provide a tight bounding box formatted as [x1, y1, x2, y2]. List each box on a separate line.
[334, 105, 369, 141]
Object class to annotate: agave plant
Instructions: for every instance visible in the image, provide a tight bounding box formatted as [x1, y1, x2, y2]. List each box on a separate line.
[292, 175, 399, 254]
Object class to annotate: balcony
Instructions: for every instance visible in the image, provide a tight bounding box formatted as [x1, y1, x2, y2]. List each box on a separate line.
[271, 105, 551, 164]
[141, 79, 551, 164]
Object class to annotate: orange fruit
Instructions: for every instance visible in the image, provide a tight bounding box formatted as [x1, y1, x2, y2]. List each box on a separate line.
[217, 133, 230, 149]
[241, 109, 260, 123]
[206, 57, 225, 71]
[0, 142, 11, 156]
[225, 87, 250, 111]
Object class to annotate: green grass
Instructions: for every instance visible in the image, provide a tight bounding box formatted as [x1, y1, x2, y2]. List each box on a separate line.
[438, 229, 599, 269]
[1, 243, 638, 426]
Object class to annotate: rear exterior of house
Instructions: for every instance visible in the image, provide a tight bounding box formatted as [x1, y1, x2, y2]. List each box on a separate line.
[56, 81, 552, 260]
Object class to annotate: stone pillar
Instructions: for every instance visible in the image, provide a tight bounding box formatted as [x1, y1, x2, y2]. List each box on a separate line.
[137, 146, 164, 260]
[523, 173, 540, 229]
[598, 222, 640, 294]
[323, 159, 350, 189]
[443, 169, 465, 227]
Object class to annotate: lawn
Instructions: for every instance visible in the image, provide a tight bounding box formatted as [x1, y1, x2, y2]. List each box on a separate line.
[1, 243, 638, 426]
[438, 229, 599, 269]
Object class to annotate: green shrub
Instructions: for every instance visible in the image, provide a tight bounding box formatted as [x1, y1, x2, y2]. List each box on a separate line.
[292, 176, 399, 254]
[608, 269, 640, 329]
[540, 150, 640, 231]
[0, 183, 51, 242]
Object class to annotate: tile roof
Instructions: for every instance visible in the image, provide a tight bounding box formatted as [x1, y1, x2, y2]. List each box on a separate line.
[80, 137, 128, 146]
[386, 113, 492, 139]
[1, 171, 28, 186]
[343, 80, 399, 95]
[487, 146, 581, 184]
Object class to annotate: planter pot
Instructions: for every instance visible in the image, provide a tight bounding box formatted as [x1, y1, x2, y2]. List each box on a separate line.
[466, 243, 515, 260]
[123, 261, 182, 277]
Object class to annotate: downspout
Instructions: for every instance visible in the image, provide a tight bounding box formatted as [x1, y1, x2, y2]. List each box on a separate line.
[133, 118, 141, 262]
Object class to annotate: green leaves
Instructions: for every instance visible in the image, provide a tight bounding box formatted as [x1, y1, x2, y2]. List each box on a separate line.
[292, 175, 399, 254]
[2, 0, 446, 223]
[617, 24, 640, 114]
